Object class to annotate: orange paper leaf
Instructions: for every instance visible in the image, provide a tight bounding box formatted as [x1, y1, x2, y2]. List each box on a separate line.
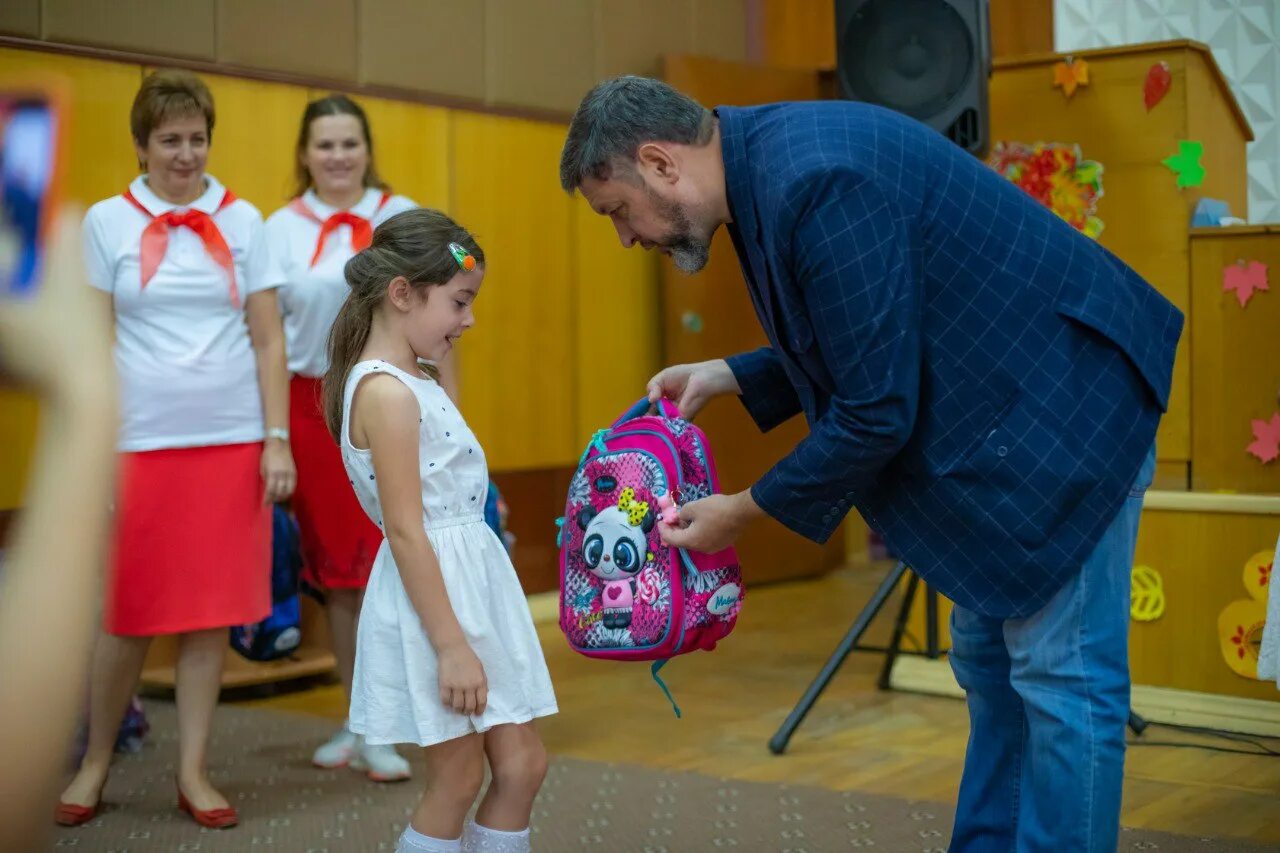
[1053, 58, 1090, 97]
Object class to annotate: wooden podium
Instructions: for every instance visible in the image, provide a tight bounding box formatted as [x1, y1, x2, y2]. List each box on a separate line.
[1189, 224, 1280, 494]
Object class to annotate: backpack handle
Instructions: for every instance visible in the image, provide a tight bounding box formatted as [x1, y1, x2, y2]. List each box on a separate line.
[614, 396, 681, 428]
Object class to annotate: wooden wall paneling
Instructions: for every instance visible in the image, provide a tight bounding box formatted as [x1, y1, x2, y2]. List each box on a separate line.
[758, 0, 836, 70]
[451, 112, 578, 471]
[357, 0, 486, 102]
[355, 94, 457, 392]
[571, 196, 662, 446]
[43, 0, 216, 61]
[593, 0, 696, 80]
[8, 0, 752, 118]
[483, 0, 595, 113]
[0, 0, 39, 37]
[353, 94, 453, 212]
[216, 0, 357, 82]
[988, 0, 1054, 59]
[198, 71, 310, 213]
[690, 0, 749, 64]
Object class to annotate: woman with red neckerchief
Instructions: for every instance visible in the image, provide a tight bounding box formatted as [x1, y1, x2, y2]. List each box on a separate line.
[58, 69, 293, 830]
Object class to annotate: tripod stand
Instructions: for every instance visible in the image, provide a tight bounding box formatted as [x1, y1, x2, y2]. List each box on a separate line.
[768, 561, 1148, 754]
[769, 561, 933, 754]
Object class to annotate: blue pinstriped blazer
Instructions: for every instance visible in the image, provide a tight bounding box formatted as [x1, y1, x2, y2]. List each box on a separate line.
[718, 102, 1182, 618]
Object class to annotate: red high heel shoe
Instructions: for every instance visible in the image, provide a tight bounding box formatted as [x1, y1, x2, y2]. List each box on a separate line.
[54, 800, 100, 827]
[177, 787, 238, 829]
[55, 776, 106, 827]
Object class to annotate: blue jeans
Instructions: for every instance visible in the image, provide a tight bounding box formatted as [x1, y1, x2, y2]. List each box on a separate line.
[947, 447, 1156, 852]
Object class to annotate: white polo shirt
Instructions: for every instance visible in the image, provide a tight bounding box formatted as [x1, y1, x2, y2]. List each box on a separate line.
[84, 174, 283, 452]
[264, 188, 417, 377]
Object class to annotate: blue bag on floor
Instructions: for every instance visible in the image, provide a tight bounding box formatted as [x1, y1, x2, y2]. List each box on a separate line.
[230, 505, 303, 662]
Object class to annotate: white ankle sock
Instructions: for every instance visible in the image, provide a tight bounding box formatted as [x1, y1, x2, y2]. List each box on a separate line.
[461, 820, 531, 853]
[396, 823, 462, 852]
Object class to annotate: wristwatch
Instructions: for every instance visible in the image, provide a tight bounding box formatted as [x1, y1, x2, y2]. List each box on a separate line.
[266, 427, 290, 443]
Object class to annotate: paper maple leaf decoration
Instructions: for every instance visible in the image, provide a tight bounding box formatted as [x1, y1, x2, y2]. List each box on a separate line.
[1162, 140, 1205, 188]
[1222, 260, 1269, 307]
[1053, 58, 1090, 97]
[1247, 413, 1280, 464]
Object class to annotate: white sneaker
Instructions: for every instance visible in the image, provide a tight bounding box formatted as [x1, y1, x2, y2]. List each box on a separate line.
[311, 725, 359, 769]
[351, 740, 412, 782]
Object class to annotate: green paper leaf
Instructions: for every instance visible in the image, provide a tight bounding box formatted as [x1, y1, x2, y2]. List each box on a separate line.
[1162, 140, 1205, 188]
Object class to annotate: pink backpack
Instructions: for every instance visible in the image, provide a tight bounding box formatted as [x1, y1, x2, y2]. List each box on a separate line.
[557, 398, 744, 715]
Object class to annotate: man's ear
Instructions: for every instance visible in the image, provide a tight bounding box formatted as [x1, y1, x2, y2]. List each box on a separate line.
[636, 142, 679, 184]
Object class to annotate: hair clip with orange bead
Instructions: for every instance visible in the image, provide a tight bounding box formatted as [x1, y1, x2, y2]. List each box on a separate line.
[448, 242, 476, 271]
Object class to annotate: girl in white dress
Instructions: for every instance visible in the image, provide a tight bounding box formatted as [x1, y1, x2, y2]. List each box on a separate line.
[321, 208, 557, 853]
[265, 93, 418, 782]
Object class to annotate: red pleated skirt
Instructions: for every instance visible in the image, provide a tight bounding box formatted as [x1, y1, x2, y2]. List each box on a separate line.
[290, 375, 381, 590]
[106, 442, 271, 636]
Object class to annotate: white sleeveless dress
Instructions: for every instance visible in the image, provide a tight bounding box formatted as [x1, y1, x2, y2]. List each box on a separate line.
[341, 360, 557, 746]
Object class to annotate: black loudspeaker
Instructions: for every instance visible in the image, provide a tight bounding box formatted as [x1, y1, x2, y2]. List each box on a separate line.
[835, 0, 991, 156]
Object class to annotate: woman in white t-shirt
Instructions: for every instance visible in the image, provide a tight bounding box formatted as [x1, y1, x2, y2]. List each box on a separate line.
[57, 70, 293, 830]
[264, 94, 416, 781]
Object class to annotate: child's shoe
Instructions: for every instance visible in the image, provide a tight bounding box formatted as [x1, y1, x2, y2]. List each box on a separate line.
[311, 724, 359, 769]
[351, 739, 412, 782]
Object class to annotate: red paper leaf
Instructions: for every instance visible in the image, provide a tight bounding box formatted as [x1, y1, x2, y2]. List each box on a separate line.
[1247, 413, 1280, 464]
[1223, 260, 1269, 307]
[1144, 61, 1171, 111]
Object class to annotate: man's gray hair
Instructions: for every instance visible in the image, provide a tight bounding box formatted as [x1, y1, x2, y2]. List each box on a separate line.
[559, 76, 714, 193]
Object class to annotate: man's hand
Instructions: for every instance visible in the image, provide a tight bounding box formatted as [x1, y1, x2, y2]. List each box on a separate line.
[646, 359, 742, 420]
[659, 490, 765, 553]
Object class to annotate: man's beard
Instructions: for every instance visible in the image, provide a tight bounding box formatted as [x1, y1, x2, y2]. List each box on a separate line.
[650, 188, 710, 273]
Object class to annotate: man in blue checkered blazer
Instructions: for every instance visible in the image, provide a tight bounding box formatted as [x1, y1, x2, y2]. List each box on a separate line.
[561, 76, 1180, 852]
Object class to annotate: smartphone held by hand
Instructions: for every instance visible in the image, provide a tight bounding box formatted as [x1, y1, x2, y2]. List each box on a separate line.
[0, 78, 65, 300]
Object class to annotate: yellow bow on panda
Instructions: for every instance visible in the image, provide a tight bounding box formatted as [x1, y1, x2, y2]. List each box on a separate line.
[617, 487, 650, 527]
